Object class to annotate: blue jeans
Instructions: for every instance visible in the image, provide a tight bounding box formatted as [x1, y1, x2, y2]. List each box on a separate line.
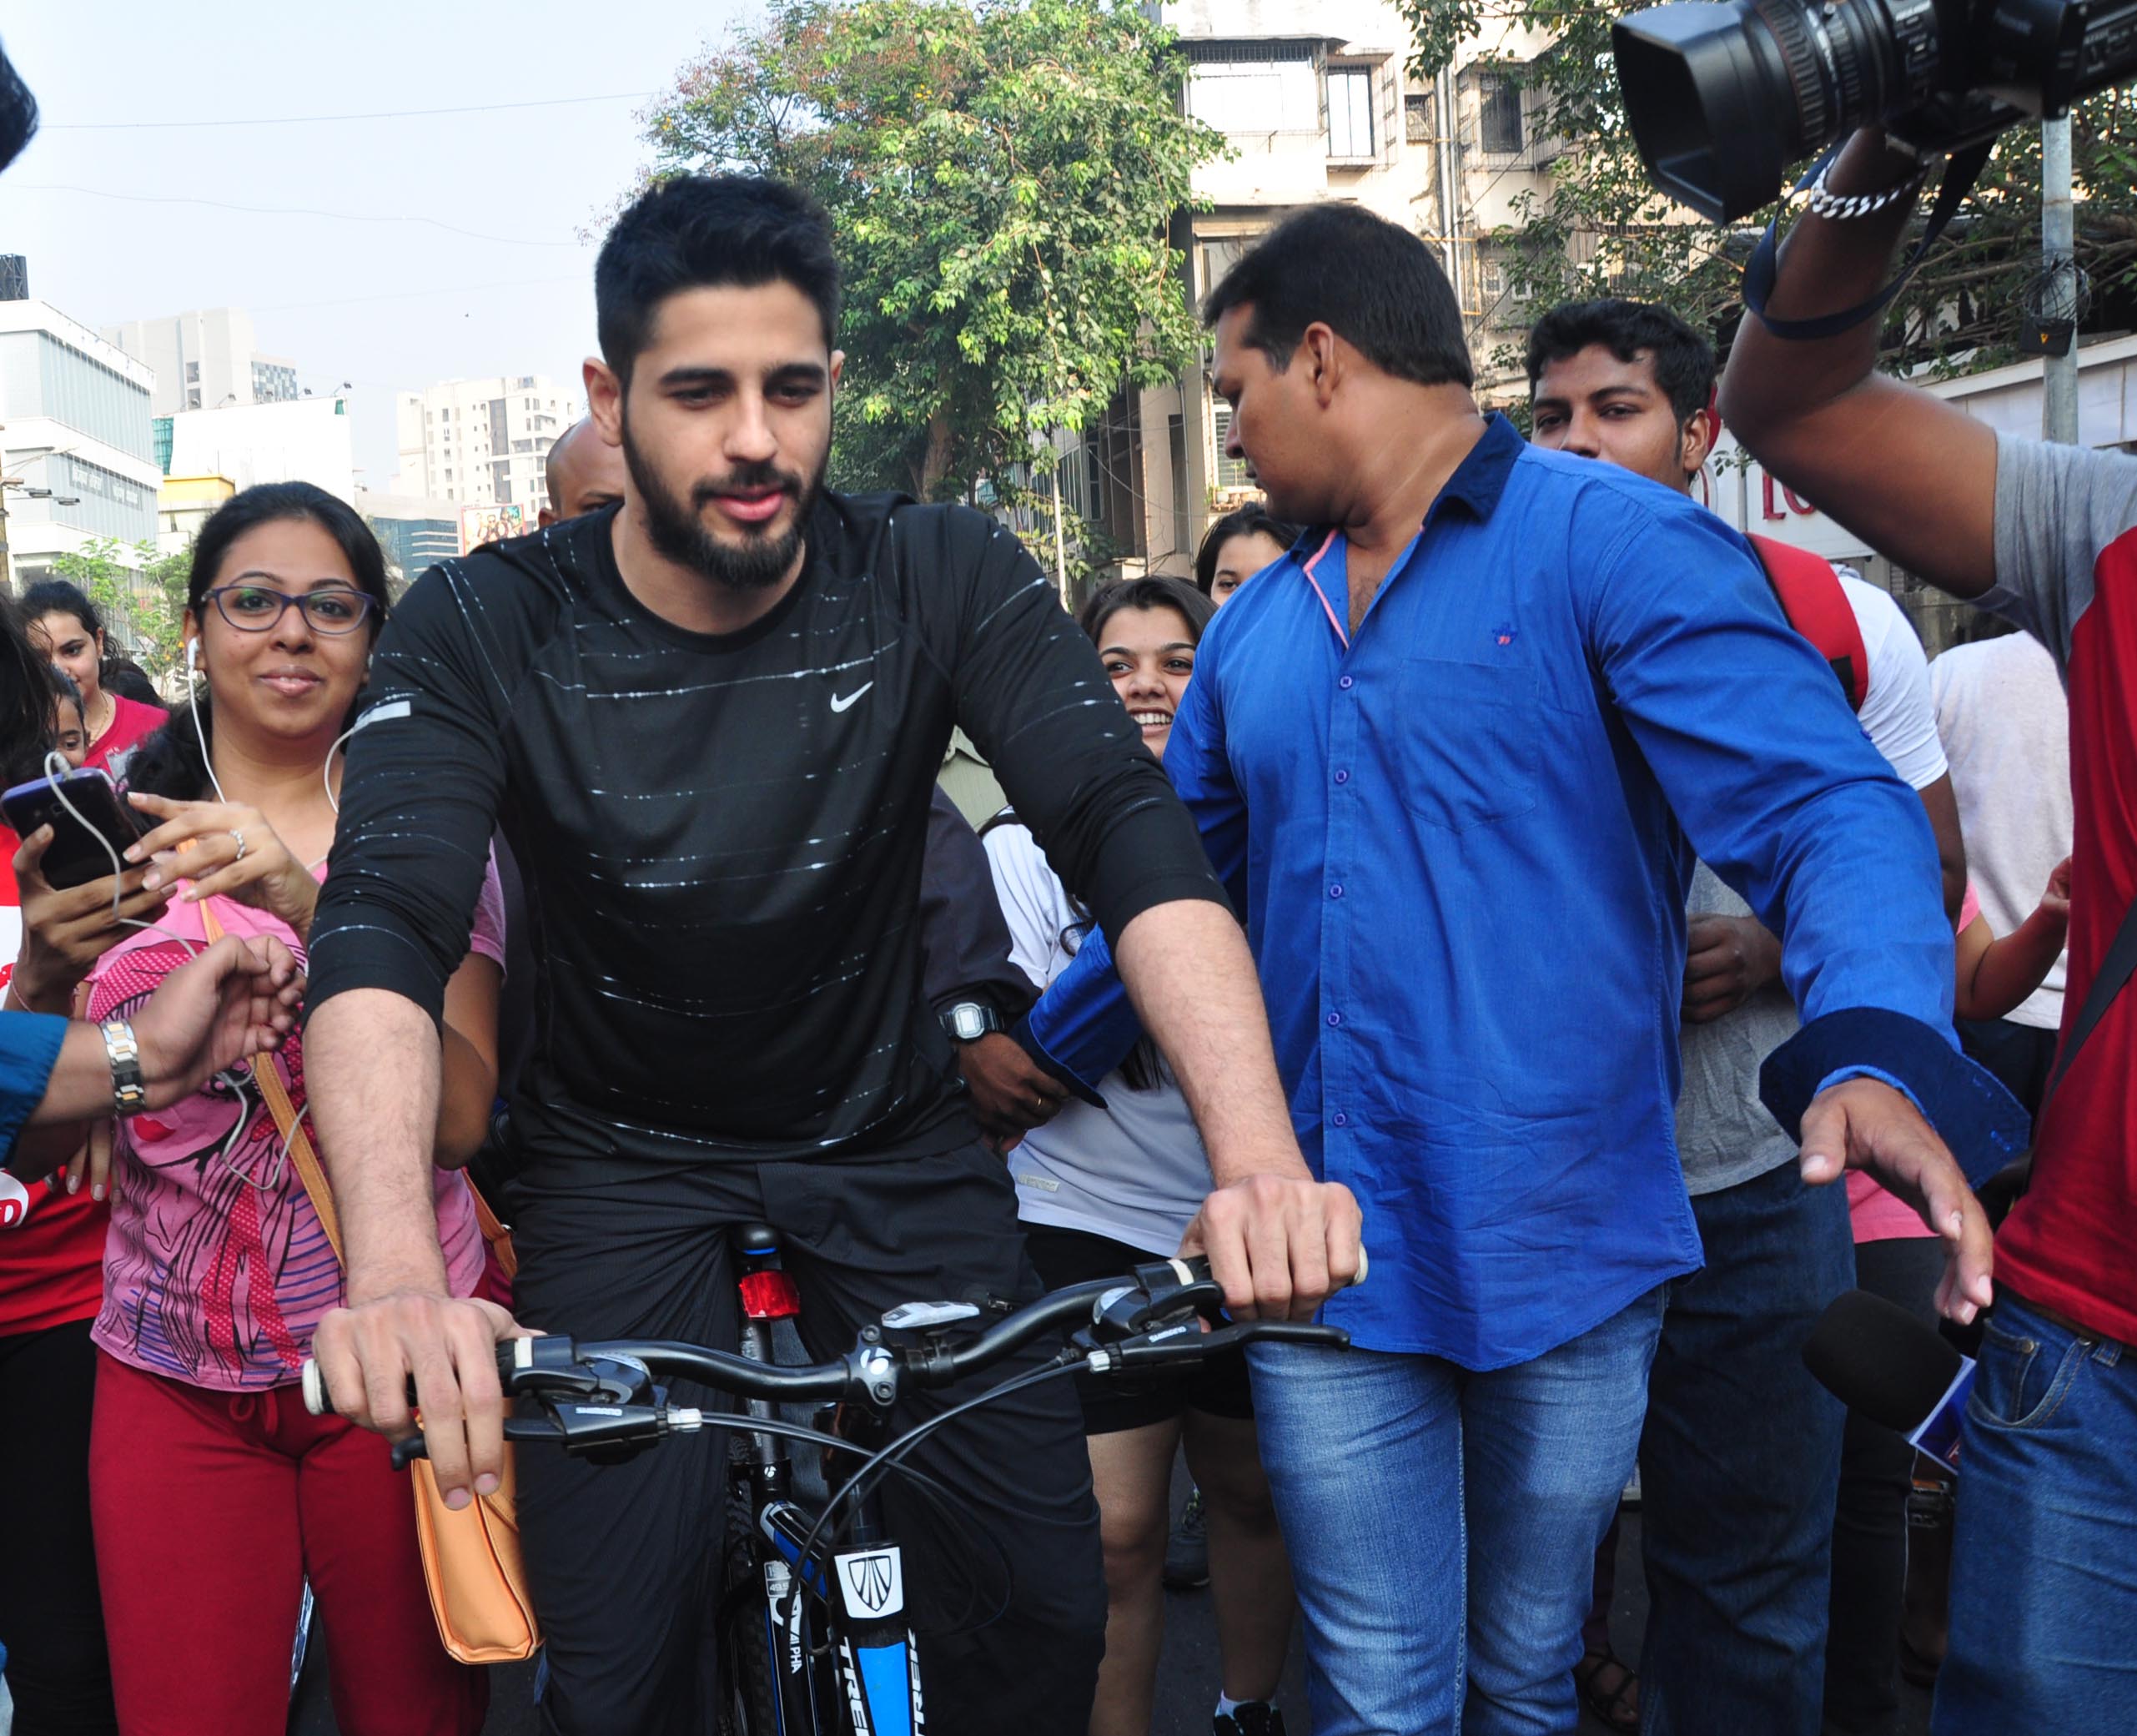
[1638, 1160, 1854, 1736]
[1933, 1288, 2137, 1735]
[1249, 1287, 1665, 1736]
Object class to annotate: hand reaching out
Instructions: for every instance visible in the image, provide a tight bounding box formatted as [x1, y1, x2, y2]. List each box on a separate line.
[131, 932, 306, 1110]
[1798, 1075, 1994, 1324]
[126, 793, 320, 939]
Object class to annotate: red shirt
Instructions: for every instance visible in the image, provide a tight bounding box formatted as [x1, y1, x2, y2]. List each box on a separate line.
[0, 823, 110, 1339]
[1986, 435, 2137, 1346]
[87, 692, 166, 777]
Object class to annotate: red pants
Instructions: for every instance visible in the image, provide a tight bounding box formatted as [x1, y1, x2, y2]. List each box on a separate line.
[89, 1353, 488, 1736]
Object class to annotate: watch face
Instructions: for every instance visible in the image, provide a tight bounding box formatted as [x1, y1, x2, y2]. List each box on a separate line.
[950, 1004, 986, 1042]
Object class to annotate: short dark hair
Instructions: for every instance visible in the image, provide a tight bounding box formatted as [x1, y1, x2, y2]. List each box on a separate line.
[1077, 575, 1217, 648]
[1193, 505, 1300, 596]
[1525, 299, 1716, 430]
[20, 578, 103, 642]
[100, 657, 160, 706]
[1204, 205, 1472, 390]
[596, 175, 841, 385]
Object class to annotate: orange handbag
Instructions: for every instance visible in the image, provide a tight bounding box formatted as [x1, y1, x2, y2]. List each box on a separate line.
[203, 902, 541, 1664]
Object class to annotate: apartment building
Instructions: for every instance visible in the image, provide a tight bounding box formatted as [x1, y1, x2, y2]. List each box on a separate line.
[104, 306, 302, 418]
[393, 377, 572, 513]
[1073, 2, 1557, 584]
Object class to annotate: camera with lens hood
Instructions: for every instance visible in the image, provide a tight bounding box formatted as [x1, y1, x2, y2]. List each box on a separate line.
[1612, 0, 2137, 223]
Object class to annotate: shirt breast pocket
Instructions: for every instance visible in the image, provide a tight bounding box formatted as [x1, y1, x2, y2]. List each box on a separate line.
[1384, 657, 1540, 832]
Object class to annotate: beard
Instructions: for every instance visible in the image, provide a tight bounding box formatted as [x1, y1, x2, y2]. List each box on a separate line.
[620, 413, 827, 592]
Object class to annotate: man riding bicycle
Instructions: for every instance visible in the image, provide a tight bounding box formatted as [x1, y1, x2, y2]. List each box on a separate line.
[300, 175, 1360, 1736]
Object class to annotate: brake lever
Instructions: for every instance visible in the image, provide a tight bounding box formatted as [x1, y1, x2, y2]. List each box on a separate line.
[390, 1414, 570, 1472]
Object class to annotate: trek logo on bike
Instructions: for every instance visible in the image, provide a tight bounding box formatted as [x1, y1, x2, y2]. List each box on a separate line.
[837, 1547, 905, 1619]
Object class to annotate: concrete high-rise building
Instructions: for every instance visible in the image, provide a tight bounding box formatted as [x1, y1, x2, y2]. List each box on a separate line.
[0, 299, 159, 594]
[394, 376, 571, 514]
[103, 307, 303, 419]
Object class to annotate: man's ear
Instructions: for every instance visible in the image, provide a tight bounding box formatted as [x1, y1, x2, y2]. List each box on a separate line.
[1301, 322, 1342, 410]
[1682, 406, 1720, 480]
[585, 356, 624, 445]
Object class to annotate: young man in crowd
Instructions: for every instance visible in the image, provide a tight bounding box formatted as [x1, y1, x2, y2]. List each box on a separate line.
[1722, 123, 2137, 1735]
[529, 405, 1068, 1150]
[1527, 297, 1964, 1735]
[302, 175, 1361, 1736]
[1013, 206, 2019, 1735]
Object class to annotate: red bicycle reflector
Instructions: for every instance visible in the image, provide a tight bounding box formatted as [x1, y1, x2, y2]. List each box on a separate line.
[739, 1269, 802, 1320]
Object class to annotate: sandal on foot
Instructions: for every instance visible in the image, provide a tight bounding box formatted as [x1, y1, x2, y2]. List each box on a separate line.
[1574, 1649, 1641, 1733]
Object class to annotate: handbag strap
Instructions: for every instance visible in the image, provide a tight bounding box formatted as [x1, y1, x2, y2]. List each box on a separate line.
[2044, 888, 2137, 1110]
[199, 899, 344, 1266]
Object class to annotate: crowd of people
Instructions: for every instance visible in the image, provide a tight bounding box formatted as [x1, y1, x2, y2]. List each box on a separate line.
[1, 38, 2131, 1736]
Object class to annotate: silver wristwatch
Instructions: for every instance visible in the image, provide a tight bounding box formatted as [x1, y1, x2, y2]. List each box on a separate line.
[942, 1001, 1003, 1044]
[100, 1018, 148, 1117]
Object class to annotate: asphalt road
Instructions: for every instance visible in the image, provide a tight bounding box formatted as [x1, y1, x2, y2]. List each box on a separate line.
[300, 1488, 1934, 1734]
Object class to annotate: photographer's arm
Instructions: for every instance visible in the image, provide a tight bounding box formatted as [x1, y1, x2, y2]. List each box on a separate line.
[1718, 130, 1998, 598]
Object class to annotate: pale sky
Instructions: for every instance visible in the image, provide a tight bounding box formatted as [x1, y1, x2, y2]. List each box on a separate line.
[0, 0, 751, 487]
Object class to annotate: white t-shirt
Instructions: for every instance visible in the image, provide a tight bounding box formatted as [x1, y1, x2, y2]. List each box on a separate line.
[983, 819, 1213, 1255]
[1930, 631, 2072, 1030]
[1839, 571, 1949, 790]
[1676, 574, 1949, 1194]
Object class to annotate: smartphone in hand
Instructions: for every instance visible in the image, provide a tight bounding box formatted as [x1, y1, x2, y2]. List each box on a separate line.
[2, 769, 145, 889]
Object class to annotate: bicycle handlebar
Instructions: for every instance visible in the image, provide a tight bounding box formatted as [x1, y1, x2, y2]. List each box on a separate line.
[299, 1248, 1366, 1461]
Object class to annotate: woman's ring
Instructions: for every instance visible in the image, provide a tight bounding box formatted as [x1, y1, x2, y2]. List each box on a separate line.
[229, 828, 248, 862]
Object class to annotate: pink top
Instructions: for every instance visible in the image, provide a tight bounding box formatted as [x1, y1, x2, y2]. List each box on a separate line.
[1848, 883, 1983, 1244]
[84, 860, 505, 1391]
[88, 693, 167, 779]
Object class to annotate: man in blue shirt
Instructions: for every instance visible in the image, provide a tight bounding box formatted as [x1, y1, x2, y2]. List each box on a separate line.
[1016, 207, 2021, 1734]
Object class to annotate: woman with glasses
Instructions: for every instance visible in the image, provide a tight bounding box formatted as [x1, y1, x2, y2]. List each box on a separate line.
[13, 483, 497, 1736]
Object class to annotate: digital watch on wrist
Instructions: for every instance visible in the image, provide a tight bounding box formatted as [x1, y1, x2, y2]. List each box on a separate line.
[942, 1001, 1003, 1044]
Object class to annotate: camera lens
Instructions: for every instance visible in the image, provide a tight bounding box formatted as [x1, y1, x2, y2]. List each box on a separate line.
[1613, 0, 1944, 222]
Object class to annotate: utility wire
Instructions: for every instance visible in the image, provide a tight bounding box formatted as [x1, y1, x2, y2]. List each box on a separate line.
[14, 184, 585, 249]
[43, 92, 656, 131]
[251, 274, 586, 314]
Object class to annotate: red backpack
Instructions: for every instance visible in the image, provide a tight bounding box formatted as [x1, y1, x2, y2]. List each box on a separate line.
[1748, 534, 1868, 713]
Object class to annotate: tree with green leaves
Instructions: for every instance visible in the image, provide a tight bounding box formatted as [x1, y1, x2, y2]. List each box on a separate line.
[639, 0, 1222, 515]
[47, 536, 193, 684]
[1401, 0, 2137, 375]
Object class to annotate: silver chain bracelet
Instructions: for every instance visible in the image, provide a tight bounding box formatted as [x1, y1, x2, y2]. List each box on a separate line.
[1801, 159, 1931, 222]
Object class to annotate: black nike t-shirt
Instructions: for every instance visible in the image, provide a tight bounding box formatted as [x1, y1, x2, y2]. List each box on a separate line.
[306, 495, 1220, 1169]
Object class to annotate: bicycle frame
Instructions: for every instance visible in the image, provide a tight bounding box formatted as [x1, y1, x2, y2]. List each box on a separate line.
[301, 1240, 1358, 1734]
[725, 1226, 923, 1736]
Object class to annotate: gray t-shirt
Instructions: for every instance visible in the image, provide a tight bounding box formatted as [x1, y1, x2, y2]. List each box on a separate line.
[1674, 577, 1948, 1194]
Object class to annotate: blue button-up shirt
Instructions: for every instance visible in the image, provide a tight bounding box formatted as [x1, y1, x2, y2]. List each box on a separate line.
[1025, 415, 2023, 1369]
[1, 1011, 68, 1165]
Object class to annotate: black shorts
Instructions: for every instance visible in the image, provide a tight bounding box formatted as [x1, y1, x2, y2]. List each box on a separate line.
[1021, 1223, 1255, 1435]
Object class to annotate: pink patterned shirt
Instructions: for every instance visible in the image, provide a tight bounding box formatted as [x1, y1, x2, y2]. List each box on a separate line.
[84, 863, 505, 1391]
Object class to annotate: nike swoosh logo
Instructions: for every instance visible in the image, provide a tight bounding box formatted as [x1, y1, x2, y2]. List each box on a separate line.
[830, 682, 873, 714]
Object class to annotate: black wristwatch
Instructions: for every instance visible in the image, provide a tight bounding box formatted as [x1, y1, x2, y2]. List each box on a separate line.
[941, 1001, 1003, 1044]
